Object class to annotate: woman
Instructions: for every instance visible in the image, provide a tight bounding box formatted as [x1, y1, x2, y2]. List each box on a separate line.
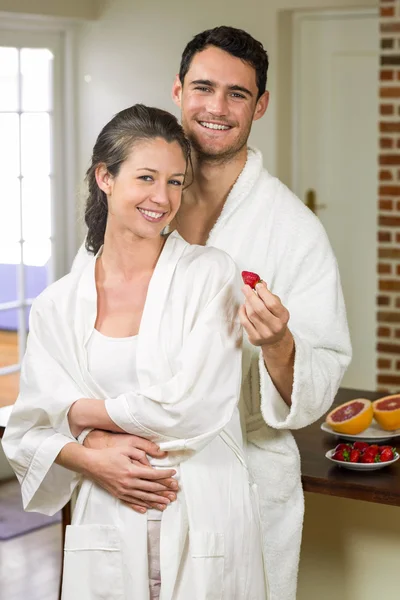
[3, 105, 268, 600]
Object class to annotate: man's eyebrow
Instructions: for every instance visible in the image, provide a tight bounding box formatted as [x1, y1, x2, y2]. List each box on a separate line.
[190, 79, 215, 87]
[136, 168, 185, 177]
[229, 84, 253, 98]
[190, 79, 253, 97]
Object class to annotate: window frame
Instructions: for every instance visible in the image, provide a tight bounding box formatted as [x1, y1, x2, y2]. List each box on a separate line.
[0, 14, 77, 374]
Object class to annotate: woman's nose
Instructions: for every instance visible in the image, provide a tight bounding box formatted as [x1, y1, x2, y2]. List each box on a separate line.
[151, 183, 169, 206]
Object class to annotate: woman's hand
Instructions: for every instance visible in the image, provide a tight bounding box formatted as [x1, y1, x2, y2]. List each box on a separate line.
[82, 430, 179, 513]
[84, 446, 178, 514]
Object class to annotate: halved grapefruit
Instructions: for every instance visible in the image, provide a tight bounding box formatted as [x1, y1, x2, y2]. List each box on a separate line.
[373, 395, 400, 431]
[326, 398, 373, 435]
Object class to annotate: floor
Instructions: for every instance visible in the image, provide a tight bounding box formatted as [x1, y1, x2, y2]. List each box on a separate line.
[0, 523, 61, 600]
[0, 331, 19, 408]
[0, 332, 60, 599]
[0, 479, 62, 600]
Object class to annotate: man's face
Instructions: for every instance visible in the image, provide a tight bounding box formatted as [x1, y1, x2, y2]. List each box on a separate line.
[172, 46, 269, 162]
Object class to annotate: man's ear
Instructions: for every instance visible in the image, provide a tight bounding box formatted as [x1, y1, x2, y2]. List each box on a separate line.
[172, 74, 183, 108]
[253, 91, 269, 122]
[95, 164, 113, 195]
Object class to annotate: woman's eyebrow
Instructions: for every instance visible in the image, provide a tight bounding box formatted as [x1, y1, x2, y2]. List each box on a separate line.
[136, 168, 185, 177]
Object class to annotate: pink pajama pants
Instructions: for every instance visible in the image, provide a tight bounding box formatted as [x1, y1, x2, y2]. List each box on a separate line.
[148, 520, 161, 600]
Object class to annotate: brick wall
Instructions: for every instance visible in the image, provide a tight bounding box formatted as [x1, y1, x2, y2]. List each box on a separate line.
[378, 0, 400, 391]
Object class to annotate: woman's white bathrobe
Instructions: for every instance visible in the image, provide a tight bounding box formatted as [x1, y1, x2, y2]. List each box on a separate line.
[3, 232, 269, 600]
[71, 148, 352, 600]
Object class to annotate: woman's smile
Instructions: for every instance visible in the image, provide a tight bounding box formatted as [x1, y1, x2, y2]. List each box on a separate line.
[137, 207, 167, 222]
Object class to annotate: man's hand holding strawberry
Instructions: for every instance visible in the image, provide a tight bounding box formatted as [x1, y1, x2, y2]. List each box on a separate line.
[240, 271, 295, 406]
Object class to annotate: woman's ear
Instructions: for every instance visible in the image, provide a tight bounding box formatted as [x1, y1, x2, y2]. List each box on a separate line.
[95, 164, 113, 195]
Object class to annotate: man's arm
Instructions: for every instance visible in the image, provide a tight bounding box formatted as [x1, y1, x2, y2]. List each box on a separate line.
[239, 280, 294, 406]
[261, 329, 295, 406]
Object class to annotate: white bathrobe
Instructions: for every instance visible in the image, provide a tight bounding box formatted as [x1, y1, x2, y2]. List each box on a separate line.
[72, 147, 352, 599]
[3, 232, 269, 600]
[206, 148, 351, 600]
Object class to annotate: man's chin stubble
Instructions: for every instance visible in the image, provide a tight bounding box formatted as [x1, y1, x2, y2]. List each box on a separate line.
[188, 135, 247, 167]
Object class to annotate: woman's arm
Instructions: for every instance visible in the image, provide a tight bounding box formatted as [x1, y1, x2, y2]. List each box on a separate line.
[2, 298, 177, 515]
[68, 401, 124, 438]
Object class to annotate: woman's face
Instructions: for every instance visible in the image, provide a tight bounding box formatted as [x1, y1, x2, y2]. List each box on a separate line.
[96, 137, 186, 240]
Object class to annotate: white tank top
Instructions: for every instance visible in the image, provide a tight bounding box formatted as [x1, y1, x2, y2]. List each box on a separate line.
[87, 328, 162, 520]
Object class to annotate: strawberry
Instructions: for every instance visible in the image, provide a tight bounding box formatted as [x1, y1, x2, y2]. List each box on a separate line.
[379, 445, 393, 454]
[380, 447, 395, 462]
[242, 271, 261, 289]
[366, 445, 380, 458]
[335, 443, 352, 453]
[349, 449, 361, 463]
[353, 441, 370, 452]
[360, 453, 376, 463]
[332, 449, 350, 462]
[361, 447, 381, 462]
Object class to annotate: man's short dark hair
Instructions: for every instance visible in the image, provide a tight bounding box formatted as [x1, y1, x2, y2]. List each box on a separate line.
[179, 26, 269, 100]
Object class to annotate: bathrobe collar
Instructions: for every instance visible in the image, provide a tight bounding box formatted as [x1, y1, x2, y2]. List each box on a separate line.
[207, 146, 263, 244]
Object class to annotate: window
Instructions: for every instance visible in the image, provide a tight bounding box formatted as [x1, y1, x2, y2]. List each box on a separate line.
[0, 26, 75, 405]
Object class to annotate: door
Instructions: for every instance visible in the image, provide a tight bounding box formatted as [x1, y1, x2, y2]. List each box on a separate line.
[293, 10, 379, 390]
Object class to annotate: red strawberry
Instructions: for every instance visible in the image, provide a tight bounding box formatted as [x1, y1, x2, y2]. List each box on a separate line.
[349, 449, 361, 463]
[353, 441, 370, 452]
[332, 449, 350, 462]
[366, 445, 380, 458]
[380, 447, 395, 462]
[379, 445, 393, 454]
[242, 271, 261, 289]
[335, 443, 352, 453]
[361, 447, 380, 463]
[360, 454, 374, 463]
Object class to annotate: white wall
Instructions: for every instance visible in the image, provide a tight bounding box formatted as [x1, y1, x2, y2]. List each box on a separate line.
[299, 493, 400, 600]
[0, 0, 96, 19]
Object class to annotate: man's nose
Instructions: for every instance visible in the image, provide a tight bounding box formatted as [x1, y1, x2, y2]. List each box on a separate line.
[206, 91, 228, 117]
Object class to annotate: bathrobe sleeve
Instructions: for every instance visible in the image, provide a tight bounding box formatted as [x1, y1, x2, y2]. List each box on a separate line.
[2, 301, 84, 515]
[259, 211, 352, 430]
[105, 256, 243, 451]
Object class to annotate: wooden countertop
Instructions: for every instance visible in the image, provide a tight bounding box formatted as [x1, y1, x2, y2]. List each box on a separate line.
[2, 388, 400, 507]
[293, 387, 400, 507]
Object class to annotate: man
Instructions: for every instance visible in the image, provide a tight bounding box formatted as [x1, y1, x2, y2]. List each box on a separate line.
[74, 26, 351, 600]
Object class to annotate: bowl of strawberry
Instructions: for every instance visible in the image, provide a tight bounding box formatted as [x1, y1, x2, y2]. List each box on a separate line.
[326, 441, 399, 470]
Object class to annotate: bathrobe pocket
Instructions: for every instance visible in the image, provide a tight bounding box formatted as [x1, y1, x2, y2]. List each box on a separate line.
[190, 531, 225, 600]
[62, 524, 124, 600]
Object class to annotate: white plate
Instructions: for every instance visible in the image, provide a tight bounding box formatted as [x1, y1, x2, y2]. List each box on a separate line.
[325, 449, 400, 471]
[321, 420, 400, 443]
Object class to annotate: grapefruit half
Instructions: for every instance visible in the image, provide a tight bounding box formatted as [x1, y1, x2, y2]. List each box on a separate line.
[326, 398, 373, 435]
[373, 395, 400, 431]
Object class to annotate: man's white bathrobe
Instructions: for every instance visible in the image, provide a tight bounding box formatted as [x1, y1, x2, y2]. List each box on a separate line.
[71, 148, 352, 600]
[203, 148, 352, 600]
[3, 233, 269, 600]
